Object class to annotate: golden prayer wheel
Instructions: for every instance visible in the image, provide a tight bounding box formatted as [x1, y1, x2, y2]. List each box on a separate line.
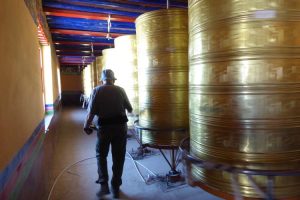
[91, 61, 98, 88]
[95, 56, 103, 84]
[101, 48, 121, 79]
[82, 64, 93, 97]
[189, 0, 300, 199]
[136, 9, 189, 146]
[114, 35, 139, 127]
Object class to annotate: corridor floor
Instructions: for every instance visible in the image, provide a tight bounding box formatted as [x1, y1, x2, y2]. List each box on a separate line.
[45, 108, 221, 200]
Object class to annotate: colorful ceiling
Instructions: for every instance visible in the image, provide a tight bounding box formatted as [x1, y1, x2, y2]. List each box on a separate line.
[42, 0, 188, 65]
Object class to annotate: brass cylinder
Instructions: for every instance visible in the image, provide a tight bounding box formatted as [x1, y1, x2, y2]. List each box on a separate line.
[101, 48, 119, 73]
[91, 61, 98, 88]
[82, 64, 93, 97]
[114, 35, 139, 127]
[136, 9, 189, 146]
[95, 56, 103, 84]
[189, 0, 300, 198]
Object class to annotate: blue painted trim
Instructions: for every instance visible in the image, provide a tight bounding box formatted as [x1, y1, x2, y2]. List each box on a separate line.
[129, 0, 187, 7]
[54, 0, 156, 11]
[47, 17, 136, 34]
[52, 33, 115, 43]
[55, 45, 106, 50]
[59, 55, 96, 59]
[53, 95, 61, 111]
[0, 120, 45, 193]
[43, 1, 141, 17]
[45, 104, 54, 108]
[47, 16, 135, 28]
[50, 24, 135, 34]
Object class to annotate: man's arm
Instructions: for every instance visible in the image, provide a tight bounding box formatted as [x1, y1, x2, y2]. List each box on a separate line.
[84, 113, 95, 134]
[83, 89, 97, 134]
[84, 113, 95, 129]
[121, 88, 133, 113]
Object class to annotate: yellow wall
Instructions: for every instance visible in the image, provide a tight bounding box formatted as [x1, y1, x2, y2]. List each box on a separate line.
[0, 0, 45, 170]
[61, 74, 83, 92]
[51, 46, 60, 102]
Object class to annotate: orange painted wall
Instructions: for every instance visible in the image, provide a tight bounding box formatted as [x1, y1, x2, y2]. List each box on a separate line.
[0, 0, 44, 170]
[61, 74, 83, 92]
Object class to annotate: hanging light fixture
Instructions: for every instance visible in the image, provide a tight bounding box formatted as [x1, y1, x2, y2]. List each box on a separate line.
[90, 42, 94, 57]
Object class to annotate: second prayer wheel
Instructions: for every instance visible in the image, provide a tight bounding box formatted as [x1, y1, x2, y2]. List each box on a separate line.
[136, 9, 189, 146]
[114, 35, 139, 127]
[101, 48, 119, 77]
[82, 64, 93, 97]
[95, 56, 103, 85]
[189, 0, 300, 199]
[91, 61, 98, 88]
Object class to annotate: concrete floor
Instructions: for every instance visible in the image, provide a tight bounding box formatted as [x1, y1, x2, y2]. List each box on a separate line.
[46, 108, 222, 200]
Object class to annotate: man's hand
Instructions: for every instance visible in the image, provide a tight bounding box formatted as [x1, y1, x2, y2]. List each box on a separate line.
[127, 112, 138, 117]
[84, 127, 93, 135]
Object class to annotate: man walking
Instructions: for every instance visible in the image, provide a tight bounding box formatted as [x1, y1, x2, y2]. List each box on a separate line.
[84, 69, 133, 198]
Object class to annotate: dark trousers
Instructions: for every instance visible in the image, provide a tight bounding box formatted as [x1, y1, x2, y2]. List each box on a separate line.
[96, 124, 127, 187]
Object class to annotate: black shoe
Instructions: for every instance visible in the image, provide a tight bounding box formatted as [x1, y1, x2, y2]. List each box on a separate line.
[111, 186, 120, 199]
[97, 183, 110, 197]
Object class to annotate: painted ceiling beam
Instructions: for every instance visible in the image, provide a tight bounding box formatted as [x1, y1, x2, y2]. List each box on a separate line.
[54, 41, 112, 46]
[50, 29, 122, 38]
[47, 18, 135, 34]
[47, 16, 135, 29]
[44, 8, 135, 22]
[43, 1, 141, 17]
[59, 55, 96, 59]
[49, 23, 135, 34]
[125, 0, 187, 8]
[59, 59, 95, 61]
[60, 63, 90, 66]
[51, 34, 115, 43]
[107, 0, 186, 8]
[60, 59, 95, 62]
[46, 0, 154, 13]
[56, 49, 103, 52]
[60, 62, 93, 64]
[55, 44, 106, 50]
[56, 51, 103, 56]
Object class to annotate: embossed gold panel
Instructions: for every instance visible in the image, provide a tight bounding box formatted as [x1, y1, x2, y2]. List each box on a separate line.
[114, 35, 139, 127]
[136, 9, 189, 146]
[189, 0, 300, 198]
[95, 56, 103, 85]
[91, 61, 98, 88]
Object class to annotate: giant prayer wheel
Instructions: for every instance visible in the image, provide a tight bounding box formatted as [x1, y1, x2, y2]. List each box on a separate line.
[91, 61, 98, 88]
[114, 35, 139, 127]
[136, 9, 189, 146]
[101, 48, 119, 77]
[189, 0, 300, 199]
[82, 64, 93, 97]
[96, 56, 103, 84]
